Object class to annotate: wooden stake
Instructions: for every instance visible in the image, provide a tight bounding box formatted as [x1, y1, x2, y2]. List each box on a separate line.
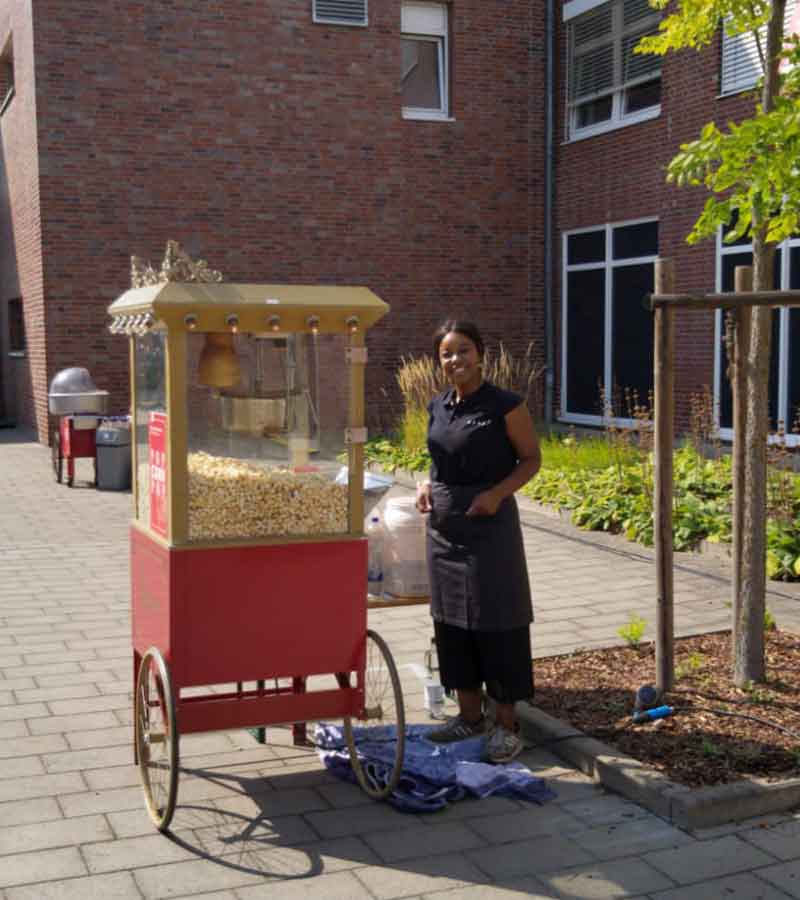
[732, 266, 752, 647]
[654, 258, 675, 694]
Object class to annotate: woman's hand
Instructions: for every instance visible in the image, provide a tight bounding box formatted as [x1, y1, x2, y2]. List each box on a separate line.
[416, 480, 432, 514]
[466, 488, 502, 517]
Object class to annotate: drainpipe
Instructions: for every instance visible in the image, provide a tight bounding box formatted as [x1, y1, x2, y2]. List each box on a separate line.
[543, 0, 556, 426]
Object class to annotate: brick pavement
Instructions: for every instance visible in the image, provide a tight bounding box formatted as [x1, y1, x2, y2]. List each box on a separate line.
[2, 428, 800, 899]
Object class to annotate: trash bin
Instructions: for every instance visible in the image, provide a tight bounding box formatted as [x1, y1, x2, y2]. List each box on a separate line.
[95, 419, 132, 491]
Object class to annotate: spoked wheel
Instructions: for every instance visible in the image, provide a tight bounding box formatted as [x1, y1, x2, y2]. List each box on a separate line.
[343, 629, 405, 799]
[51, 430, 62, 484]
[135, 647, 179, 832]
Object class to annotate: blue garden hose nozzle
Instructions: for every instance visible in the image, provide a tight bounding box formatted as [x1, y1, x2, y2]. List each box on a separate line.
[632, 704, 674, 724]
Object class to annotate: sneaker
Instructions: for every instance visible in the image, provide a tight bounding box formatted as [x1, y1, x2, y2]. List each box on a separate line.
[426, 714, 487, 743]
[485, 724, 523, 764]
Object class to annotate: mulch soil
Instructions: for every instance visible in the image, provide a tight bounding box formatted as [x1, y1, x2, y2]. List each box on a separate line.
[533, 629, 800, 787]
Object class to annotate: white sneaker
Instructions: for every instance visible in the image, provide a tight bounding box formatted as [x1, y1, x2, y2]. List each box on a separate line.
[485, 724, 523, 764]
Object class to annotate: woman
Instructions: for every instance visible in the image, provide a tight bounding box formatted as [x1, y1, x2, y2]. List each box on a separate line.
[416, 320, 541, 764]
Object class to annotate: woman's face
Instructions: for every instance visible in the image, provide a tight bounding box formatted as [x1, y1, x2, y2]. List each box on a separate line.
[439, 331, 482, 390]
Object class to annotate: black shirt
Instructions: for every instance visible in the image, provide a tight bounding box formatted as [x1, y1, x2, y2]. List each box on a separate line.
[427, 381, 523, 487]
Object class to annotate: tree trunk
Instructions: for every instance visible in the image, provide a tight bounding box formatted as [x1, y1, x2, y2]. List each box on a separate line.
[734, 0, 785, 687]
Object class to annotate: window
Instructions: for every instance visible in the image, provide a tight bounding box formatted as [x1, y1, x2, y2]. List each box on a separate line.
[8, 298, 25, 355]
[561, 219, 659, 424]
[715, 232, 800, 439]
[565, 0, 661, 139]
[312, 0, 367, 27]
[402, 3, 449, 120]
[0, 35, 13, 116]
[721, 0, 797, 95]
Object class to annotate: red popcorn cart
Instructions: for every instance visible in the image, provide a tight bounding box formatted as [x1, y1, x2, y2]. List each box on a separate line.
[108, 283, 403, 832]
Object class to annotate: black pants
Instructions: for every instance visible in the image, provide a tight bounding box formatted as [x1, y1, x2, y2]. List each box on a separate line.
[433, 620, 534, 705]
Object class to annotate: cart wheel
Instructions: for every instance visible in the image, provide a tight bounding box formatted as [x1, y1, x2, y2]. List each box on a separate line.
[51, 430, 63, 484]
[135, 647, 179, 832]
[344, 629, 405, 800]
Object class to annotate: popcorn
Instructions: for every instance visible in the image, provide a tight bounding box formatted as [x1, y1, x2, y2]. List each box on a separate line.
[187, 452, 348, 540]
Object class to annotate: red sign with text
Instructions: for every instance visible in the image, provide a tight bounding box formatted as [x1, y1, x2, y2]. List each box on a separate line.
[149, 412, 168, 538]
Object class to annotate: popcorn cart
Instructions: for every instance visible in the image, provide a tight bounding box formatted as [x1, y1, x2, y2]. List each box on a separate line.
[108, 282, 404, 832]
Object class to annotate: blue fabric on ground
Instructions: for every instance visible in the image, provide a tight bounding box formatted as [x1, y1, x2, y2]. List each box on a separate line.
[315, 723, 556, 813]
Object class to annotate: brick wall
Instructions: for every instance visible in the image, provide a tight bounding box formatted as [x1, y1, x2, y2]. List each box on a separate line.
[0, 1, 45, 433]
[15, 0, 545, 442]
[554, 3, 760, 431]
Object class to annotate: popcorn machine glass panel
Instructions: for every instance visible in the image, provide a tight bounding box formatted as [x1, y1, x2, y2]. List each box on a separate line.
[134, 331, 167, 526]
[185, 330, 350, 542]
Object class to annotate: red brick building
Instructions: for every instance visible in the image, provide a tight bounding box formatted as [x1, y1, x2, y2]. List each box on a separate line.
[0, 0, 792, 442]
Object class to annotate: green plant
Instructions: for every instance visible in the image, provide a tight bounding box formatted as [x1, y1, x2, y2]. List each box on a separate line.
[617, 615, 647, 649]
[676, 651, 706, 680]
[700, 737, 724, 758]
[764, 607, 777, 632]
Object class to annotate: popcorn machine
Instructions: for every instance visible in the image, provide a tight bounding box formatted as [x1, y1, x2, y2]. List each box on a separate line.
[108, 282, 404, 832]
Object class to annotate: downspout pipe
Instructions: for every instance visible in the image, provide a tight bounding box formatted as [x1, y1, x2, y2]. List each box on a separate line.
[544, 0, 556, 425]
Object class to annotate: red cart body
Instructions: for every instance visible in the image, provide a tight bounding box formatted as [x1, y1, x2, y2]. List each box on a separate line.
[131, 526, 368, 734]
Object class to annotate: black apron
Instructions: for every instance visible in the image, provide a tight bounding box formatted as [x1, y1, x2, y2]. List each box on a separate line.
[427, 481, 533, 632]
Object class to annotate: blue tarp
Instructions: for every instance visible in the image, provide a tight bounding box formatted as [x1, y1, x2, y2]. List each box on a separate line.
[315, 723, 557, 813]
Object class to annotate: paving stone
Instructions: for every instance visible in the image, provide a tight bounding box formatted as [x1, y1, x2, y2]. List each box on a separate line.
[195, 813, 320, 855]
[467, 834, 595, 880]
[364, 821, 487, 863]
[539, 857, 675, 898]
[757, 860, 800, 898]
[0, 846, 87, 889]
[58, 785, 144, 817]
[355, 852, 489, 899]
[304, 802, 423, 840]
[649, 871, 795, 899]
[237, 870, 374, 898]
[42, 745, 133, 773]
[739, 818, 800, 861]
[0, 702, 48, 723]
[4, 870, 142, 900]
[15, 684, 102, 703]
[63, 726, 130, 750]
[210, 787, 329, 819]
[0, 772, 85, 803]
[83, 832, 202, 874]
[568, 817, 694, 861]
[133, 857, 278, 898]
[0, 814, 113, 855]
[0, 796, 62, 827]
[464, 806, 585, 845]
[422, 877, 558, 899]
[644, 834, 776, 885]
[0, 720, 30, 739]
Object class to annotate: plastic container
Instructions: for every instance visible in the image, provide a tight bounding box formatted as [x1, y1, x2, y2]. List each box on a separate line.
[382, 496, 429, 599]
[365, 515, 384, 599]
[95, 420, 132, 491]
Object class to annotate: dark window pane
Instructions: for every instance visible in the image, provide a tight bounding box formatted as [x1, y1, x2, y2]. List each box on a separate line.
[611, 264, 654, 411]
[788, 248, 800, 431]
[719, 249, 780, 431]
[624, 78, 661, 113]
[575, 95, 613, 129]
[612, 221, 658, 259]
[719, 251, 753, 429]
[566, 269, 606, 415]
[401, 39, 441, 109]
[8, 298, 24, 352]
[567, 229, 605, 265]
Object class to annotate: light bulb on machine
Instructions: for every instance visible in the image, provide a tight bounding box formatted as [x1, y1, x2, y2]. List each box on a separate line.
[225, 314, 240, 335]
[306, 315, 320, 335]
[346, 316, 359, 334]
[184, 314, 198, 331]
[268, 315, 281, 332]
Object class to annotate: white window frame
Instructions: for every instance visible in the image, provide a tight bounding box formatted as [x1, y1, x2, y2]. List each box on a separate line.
[714, 230, 800, 445]
[401, 2, 449, 121]
[565, 0, 661, 142]
[560, 217, 659, 427]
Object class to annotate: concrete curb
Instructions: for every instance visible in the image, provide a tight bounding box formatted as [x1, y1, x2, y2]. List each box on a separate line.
[516, 702, 800, 830]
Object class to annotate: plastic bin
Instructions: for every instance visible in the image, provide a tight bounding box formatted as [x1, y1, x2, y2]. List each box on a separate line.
[96, 419, 132, 491]
[382, 496, 429, 598]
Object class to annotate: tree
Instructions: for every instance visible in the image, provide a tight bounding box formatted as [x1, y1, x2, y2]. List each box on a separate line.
[638, 0, 800, 684]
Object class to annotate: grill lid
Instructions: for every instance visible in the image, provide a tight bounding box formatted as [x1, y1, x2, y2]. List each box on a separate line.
[48, 367, 98, 396]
